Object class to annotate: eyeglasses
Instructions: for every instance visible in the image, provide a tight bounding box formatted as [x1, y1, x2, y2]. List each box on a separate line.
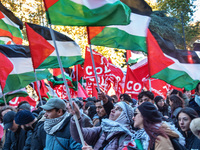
[134, 112, 138, 117]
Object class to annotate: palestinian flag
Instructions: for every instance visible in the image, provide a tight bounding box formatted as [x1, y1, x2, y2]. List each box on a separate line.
[0, 2, 23, 44]
[0, 45, 52, 94]
[126, 50, 145, 64]
[25, 23, 84, 69]
[87, 8, 151, 53]
[147, 30, 200, 90]
[0, 88, 28, 103]
[43, 0, 131, 26]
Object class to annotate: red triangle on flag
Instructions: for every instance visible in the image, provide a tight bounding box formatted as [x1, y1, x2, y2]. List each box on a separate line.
[0, 52, 13, 91]
[147, 29, 174, 76]
[87, 27, 105, 43]
[25, 22, 55, 69]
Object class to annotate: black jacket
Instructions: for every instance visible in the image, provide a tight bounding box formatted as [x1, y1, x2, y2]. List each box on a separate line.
[30, 120, 46, 150]
[189, 98, 200, 116]
[3, 127, 28, 150]
[183, 130, 200, 150]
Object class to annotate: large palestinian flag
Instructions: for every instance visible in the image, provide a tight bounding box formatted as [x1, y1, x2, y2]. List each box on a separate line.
[25, 23, 84, 69]
[0, 45, 52, 94]
[0, 2, 23, 44]
[43, 0, 131, 26]
[147, 30, 200, 90]
[87, 8, 151, 53]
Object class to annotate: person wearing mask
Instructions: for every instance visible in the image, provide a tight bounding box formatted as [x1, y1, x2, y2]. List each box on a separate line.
[3, 111, 29, 150]
[177, 107, 200, 150]
[14, 110, 46, 150]
[189, 82, 200, 116]
[133, 102, 179, 150]
[40, 98, 82, 150]
[71, 101, 134, 150]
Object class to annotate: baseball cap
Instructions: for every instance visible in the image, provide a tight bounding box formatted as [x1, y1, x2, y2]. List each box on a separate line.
[40, 98, 66, 110]
[3, 111, 16, 129]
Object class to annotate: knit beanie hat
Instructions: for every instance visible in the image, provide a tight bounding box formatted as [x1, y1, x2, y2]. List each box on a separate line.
[138, 102, 162, 123]
[14, 110, 35, 125]
[154, 96, 164, 104]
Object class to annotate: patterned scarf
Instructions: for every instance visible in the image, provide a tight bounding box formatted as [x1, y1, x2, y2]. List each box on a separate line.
[44, 112, 70, 135]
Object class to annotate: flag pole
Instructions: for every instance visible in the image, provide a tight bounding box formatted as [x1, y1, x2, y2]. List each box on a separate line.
[148, 78, 152, 92]
[76, 65, 79, 95]
[88, 44, 101, 93]
[49, 24, 85, 146]
[86, 27, 101, 93]
[34, 70, 43, 105]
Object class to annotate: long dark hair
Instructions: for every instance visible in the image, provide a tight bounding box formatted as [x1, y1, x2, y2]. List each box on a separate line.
[169, 95, 184, 113]
[177, 107, 198, 121]
[143, 117, 168, 149]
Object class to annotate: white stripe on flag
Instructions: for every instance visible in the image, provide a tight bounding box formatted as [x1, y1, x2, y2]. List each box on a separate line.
[108, 13, 151, 37]
[48, 41, 82, 57]
[10, 58, 34, 74]
[165, 54, 200, 80]
[1, 12, 20, 28]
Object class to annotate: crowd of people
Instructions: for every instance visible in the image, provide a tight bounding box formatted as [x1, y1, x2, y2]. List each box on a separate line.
[0, 83, 200, 150]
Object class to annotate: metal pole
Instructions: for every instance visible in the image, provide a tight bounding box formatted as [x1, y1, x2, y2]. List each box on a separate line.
[88, 44, 101, 93]
[181, 12, 187, 50]
[76, 65, 79, 94]
[49, 24, 85, 146]
[149, 78, 152, 92]
[34, 70, 43, 105]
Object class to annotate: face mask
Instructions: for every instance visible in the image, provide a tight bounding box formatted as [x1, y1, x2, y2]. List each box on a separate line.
[195, 95, 200, 107]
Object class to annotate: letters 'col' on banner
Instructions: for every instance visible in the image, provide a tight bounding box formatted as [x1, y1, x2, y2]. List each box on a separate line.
[84, 47, 111, 78]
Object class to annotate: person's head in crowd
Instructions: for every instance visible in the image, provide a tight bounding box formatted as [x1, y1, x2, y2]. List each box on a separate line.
[87, 105, 97, 120]
[183, 89, 192, 100]
[132, 102, 166, 149]
[40, 98, 66, 119]
[108, 101, 134, 126]
[17, 101, 31, 112]
[0, 106, 16, 123]
[95, 100, 107, 118]
[154, 96, 165, 108]
[177, 107, 198, 133]
[83, 101, 95, 115]
[119, 94, 132, 104]
[14, 110, 37, 131]
[195, 82, 200, 95]
[36, 98, 47, 109]
[111, 95, 118, 103]
[137, 91, 154, 105]
[190, 118, 200, 139]
[171, 89, 183, 99]
[3, 111, 19, 132]
[169, 94, 184, 113]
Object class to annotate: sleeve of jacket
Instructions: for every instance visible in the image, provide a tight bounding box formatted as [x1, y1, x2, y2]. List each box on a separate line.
[2, 130, 11, 150]
[103, 100, 114, 116]
[69, 136, 82, 150]
[70, 117, 102, 146]
[155, 136, 174, 150]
